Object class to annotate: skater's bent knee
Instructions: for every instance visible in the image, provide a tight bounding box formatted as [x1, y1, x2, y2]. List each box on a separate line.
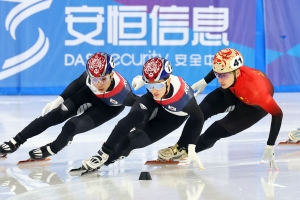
[61, 121, 76, 136]
[128, 130, 151, 148]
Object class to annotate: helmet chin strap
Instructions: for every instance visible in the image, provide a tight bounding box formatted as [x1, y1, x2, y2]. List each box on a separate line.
[159, 82, 169, 104]
[162, 82, 169, 98]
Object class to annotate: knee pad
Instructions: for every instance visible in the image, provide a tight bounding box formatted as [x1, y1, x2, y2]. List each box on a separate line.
[61, 121, 76, 138]
[127, 130, 152, 149]
[68, 114, 95, 134]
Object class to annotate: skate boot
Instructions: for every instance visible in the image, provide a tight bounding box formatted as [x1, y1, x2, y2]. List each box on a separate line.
[0, 139, 21, 156]
[158, 143, 188, 161]
[29, 144, 56, 160]
[82, 149, 109, 170]
[288, 128, 300, 142]
[70, 149, 109, 176]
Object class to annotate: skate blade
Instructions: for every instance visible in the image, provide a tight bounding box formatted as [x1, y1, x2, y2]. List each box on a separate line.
[69, 167, 98, 176]
[81, 168, 98, 176]
[69, 167, 84, 173]
[278, 141, 300, 146]
[17, 157, 51, 164]
[69, 167, 85, 176]
[145, 160, 180, 165]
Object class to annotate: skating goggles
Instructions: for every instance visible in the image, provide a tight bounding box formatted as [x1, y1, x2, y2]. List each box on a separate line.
[90, 75, 111, 85]
[144, 79, 167, 90]
[213, 71, 232, 80]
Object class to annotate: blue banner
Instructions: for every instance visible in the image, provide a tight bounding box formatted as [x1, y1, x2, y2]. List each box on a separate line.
[264, 0, 300, 92]
[1, 0, 258, 94]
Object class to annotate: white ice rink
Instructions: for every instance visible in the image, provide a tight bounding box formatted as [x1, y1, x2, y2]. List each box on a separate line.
[0, 93, 300, 200]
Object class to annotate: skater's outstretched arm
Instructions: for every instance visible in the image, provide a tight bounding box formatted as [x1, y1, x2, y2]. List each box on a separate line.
[180, 98, 205, 145]
[191, 70, 215, 97]
[257, 92, 282, 171]
[257, 92, 283, 146]
[42, 72, 87, 116]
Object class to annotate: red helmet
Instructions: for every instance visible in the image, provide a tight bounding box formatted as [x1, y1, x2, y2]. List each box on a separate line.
[142, 57, 172, 82]
[86, 52, 115, 77]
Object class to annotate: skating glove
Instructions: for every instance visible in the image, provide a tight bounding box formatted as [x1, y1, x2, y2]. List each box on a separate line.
[131, 75, 144, 90]
[260, 145, 279, 171]
[191, 79, 207, 97]
[186, 144, 205, 170]
[42, 96, 64, 116]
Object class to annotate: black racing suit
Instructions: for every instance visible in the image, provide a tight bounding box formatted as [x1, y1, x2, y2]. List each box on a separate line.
[13, 71, 138, 154]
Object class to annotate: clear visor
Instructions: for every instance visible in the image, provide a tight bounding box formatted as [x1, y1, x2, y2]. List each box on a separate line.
[90, 75, 111, 85]
[213, 71, 232, 79]
[144, 79, 167, 90]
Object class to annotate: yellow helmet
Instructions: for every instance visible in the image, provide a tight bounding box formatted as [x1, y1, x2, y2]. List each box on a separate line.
[212, 48, 244, 73]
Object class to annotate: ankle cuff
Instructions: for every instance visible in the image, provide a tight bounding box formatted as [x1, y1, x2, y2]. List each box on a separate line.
[10, 138, 17, 145]
[47, 145, 55, 155]
[102, 143, 113, 154]
[14, 134, 26, 144]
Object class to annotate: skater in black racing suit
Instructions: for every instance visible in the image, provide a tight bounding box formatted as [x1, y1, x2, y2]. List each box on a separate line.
[0, 52, 138, 160]
[80, 57, 206, 172]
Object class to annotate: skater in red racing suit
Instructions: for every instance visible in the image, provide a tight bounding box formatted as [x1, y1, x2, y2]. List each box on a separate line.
[158, 48, 283, 170]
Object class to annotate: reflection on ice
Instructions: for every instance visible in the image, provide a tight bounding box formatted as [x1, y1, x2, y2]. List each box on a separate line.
[0, 94, 299, 199]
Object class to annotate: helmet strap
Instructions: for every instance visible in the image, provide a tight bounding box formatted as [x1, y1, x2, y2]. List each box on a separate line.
[159, 82, 169, 104]
[232, 70, 237, 86]
[163, 82, 169, 98]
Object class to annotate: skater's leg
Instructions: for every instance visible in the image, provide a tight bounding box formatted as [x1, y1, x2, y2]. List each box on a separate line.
[103, 95, 159, 152]
[81, 99, 186, 171]
[18, 99, 77, 141]
[0, 87, 96, 156]
[29, 103, 124, 159]
[105, 129, 152, 165]
[51, 104, 124, 153]
[106, 109, 188, 165]
[0, 100, 77, 156]
[196, 102, 267, 152]
[177, 88, 237, 149]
